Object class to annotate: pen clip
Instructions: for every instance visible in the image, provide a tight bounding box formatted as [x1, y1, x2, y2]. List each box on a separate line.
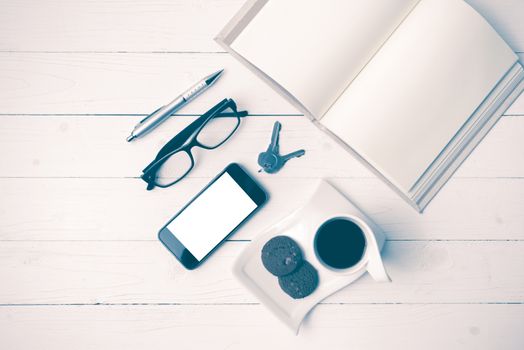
[140, 106, 164, 123]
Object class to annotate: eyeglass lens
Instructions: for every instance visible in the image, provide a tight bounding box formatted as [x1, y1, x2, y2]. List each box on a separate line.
[196, 106, 240, 148]
[151, 105, 240, 187]
[154, 151, 193, 187]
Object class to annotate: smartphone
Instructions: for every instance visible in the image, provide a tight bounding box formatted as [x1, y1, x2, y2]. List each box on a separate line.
[158, 163, 268, 269]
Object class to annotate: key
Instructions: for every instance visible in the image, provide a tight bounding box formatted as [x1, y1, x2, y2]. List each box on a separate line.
[281, 149, 305, 162]
[258, 121, 305, 174]
[267, 121, 281, 154]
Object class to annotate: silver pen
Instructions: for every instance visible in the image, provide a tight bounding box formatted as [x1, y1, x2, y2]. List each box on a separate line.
[126, 69, 224, 142]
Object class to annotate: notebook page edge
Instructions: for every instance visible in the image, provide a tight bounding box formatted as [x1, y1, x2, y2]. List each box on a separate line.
[215, 0, 269, 45]
[217, 43, 316, 119]
[415, 67, 524, 210]
[410, 62, 522, 195]
[215, 0, 315, 118]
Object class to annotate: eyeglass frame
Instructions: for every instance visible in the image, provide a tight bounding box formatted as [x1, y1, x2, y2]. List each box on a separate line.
[141, 98, 248, 190]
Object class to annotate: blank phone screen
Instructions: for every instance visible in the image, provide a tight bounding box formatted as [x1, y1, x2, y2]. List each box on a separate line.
[167, 172, 257, 261]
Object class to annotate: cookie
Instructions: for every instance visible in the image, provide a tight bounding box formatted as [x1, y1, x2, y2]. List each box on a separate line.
[261, 236, 303, 276]
[278, 260, 319, 299]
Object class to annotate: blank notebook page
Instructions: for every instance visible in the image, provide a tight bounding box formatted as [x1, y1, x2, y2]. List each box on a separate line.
[321, 0, 517, 192]
[230, 0, 420, 118]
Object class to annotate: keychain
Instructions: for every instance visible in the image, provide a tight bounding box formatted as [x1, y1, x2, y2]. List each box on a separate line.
[258, 121, 305, 173]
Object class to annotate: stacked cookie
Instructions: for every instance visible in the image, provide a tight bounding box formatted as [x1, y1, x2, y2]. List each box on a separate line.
[261, 236, 318, 299]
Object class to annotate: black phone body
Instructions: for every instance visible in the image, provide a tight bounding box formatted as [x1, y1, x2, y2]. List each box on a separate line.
[158, 163, 267, 269]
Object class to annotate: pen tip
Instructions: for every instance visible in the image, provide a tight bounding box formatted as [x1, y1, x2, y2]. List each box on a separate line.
[205, 69, 224, 85]
[126, 134, 135, 142]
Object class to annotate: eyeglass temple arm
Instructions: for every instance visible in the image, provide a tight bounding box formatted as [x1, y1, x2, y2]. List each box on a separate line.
[215, 110, 248, 118]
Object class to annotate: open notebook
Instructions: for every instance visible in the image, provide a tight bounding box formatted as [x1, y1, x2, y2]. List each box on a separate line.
[216, 0, 524, 212]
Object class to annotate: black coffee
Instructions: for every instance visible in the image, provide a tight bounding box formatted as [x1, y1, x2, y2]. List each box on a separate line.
[314, 218, 366, 269]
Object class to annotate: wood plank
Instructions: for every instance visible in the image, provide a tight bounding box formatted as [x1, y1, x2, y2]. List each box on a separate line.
[0, 53, 522, 115]
[1, 2, 522, 347]
[0, 53, 297, 115]
[0, 0, 238, 53]
[1, 241, 523, 304]
[1, 177, 523, 241]
[1, 304, 523, 349]
[0, 115, 523, 179]
[0, 0, 522, 53]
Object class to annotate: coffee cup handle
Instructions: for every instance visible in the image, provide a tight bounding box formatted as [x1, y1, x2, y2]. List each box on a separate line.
[365, 234, 391, 282]
[367, 255, 391, 282]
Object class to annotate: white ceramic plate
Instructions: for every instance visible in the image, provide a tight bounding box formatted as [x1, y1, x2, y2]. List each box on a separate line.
[233, 180, 390, 333]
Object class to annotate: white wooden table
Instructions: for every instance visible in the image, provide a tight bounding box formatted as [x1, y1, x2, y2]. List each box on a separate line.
[1, 1, 523, 349]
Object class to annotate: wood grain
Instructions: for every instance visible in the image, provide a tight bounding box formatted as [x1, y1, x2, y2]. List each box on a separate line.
[1, 0, 523, 347]
[0, 177, 523, 241]
[0, 0, 523, 53]
[1, 241, 523, 305]
[0, 115, 523, 178]
[0, 53, 296, 115]
[0, 53, 522, 115]
[1, 304, 523, 349]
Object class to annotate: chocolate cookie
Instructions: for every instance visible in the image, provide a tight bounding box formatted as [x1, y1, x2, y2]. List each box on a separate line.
[261, 236, 303, 276]
[278, 260, 318, 299]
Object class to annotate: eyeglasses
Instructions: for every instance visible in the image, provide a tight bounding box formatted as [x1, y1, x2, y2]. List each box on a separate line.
[141, 98, 247, 190]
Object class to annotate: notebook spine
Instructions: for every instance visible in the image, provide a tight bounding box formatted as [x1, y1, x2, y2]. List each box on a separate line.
[414, 63, 524, 210]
